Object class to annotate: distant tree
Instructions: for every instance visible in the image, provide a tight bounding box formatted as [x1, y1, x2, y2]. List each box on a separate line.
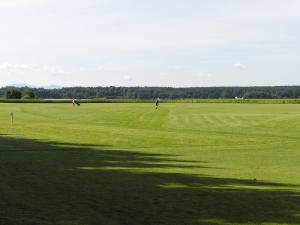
[5, 88, 22, 99]
[22, 89, 35, 99]
[244, 91, 278, 99]
[1, 86, 300, 100]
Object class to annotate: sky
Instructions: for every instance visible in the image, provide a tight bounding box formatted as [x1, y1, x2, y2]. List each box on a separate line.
[0, 0, 300, 87]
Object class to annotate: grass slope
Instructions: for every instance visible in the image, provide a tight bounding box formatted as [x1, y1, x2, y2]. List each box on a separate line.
[0, 103, 300, 225]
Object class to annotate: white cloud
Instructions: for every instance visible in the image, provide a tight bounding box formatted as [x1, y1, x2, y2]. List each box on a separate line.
[0, 1, 299, 87]
[234, 63, 246, 70]
[123, 75, 132, 81]
[0, 62, 75, 86]
[0, 0, 47, 7]
[97, 66, 104, 71]
[0, 63, 70, 75]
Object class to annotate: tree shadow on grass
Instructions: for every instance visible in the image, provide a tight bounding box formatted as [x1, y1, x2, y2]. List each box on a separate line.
[0, 136, 299, 225]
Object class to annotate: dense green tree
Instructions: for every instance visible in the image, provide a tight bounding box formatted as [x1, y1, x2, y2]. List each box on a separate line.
[22, 89, 35, 99]
[5, 88, 22, 99]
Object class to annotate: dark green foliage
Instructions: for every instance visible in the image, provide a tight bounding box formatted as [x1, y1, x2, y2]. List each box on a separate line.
[1, 86, 300, 99]
[22, 88, 35, 99]
[5, 88, 22, 99]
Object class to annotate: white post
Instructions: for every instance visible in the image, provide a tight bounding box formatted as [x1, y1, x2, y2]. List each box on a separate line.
[10, 112, 14, 125]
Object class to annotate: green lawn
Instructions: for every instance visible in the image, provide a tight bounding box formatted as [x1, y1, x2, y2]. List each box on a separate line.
[0, 103, 300, 225]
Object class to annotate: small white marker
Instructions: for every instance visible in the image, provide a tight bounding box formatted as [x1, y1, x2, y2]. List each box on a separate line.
[10, 112, 14, 125]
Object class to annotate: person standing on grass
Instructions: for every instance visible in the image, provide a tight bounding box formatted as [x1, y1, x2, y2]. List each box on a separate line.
[155, 97, 161, 109]
[72, 98, 75, 106]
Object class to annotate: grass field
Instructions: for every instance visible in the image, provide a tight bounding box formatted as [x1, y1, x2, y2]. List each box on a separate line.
[0, 103, 300, 225]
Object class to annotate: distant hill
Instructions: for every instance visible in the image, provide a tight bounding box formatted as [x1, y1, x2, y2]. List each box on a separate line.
[5, 84, 63, 89]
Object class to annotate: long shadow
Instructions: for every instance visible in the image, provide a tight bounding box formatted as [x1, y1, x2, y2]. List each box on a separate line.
[0, 136, 300, 225]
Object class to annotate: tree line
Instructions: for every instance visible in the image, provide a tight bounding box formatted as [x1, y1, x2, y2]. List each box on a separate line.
[1, 86, 300, 99]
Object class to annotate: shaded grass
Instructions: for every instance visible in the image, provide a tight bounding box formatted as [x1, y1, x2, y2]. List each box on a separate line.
[1, 136, 300, 225]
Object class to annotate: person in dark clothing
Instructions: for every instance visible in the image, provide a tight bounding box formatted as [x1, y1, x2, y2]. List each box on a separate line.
[155, 98, 160, 109]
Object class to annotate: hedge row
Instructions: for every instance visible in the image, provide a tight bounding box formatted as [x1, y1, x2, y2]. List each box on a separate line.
[0, 98, 300, 104]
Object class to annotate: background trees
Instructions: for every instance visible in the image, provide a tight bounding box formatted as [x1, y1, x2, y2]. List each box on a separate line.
[5, 88, 22, 99]
[1, 86, 300, 99]
[22, 89, 35, 99]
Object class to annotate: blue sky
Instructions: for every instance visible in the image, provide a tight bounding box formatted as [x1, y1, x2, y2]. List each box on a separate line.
[0, 0, 299, 87]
